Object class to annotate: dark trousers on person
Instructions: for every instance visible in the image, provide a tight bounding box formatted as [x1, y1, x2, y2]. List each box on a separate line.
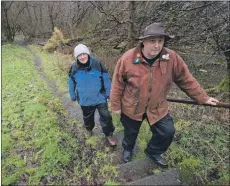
[81, 103, 115, 136]
[120, 113, 175, 155]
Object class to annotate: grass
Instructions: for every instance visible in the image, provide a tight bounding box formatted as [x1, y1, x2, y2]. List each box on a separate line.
[29, 45, 73, 93]
[2, 44, 76, 185]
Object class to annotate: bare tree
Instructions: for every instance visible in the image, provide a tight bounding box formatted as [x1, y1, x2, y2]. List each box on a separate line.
[1, 1, 26, 42]
[61, 1, 91, 39]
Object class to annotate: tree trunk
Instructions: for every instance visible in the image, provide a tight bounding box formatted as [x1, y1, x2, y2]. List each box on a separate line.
[127, 1, 135, 49]
[223, 48, 230, 72]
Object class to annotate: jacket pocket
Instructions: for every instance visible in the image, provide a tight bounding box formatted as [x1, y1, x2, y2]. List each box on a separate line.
[121, 96, 136, 115]
[125, 85, 139, 97]
[156, 100, 168, 115]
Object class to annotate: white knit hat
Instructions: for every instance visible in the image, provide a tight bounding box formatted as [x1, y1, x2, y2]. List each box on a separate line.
[74, 44, 90, 58]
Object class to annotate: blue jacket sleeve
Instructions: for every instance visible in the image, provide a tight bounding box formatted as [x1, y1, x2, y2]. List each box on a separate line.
[101, 66, 111, 99]
[68, 76, 77, 101]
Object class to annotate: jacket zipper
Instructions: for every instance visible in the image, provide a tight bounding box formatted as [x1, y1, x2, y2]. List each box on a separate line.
[145, 67, 153, 112]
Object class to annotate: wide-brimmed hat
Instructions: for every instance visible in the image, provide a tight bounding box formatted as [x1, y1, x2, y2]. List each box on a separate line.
[138, 23, 171, 41]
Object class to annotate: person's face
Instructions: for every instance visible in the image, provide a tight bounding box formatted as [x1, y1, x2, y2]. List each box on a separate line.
[142, 36, 165, 57]
[77, 53, 88, 64]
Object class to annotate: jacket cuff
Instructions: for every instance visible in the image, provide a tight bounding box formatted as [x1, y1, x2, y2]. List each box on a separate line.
[70, 95, 77, 101]
[197, 95, 209, 104]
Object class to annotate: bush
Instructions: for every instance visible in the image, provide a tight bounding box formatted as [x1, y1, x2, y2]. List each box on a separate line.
[43, 27, 65, 52]
[179, 158, 201, 185]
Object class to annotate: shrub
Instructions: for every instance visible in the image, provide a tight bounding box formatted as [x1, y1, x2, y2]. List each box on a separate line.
[43, 27, 65, 52]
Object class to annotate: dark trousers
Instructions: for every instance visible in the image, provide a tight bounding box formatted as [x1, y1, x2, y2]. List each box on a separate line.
[81, 103, 115, 136]
[120, 113, 175, 155]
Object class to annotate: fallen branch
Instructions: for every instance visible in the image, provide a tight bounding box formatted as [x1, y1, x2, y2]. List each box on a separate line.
[167, 98, 230, 109]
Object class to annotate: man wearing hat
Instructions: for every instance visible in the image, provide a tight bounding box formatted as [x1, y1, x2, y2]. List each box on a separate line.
[110, 23, 218, 167]
[68, 44, 116, 147]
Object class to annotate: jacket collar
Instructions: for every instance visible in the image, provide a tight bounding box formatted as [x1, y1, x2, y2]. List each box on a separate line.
[132, 44, 169, 65]
[75, 55, 92, 69]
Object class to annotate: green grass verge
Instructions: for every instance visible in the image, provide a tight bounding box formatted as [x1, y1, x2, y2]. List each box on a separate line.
[2, 44, 77, 185]
[5, 44, 120, 185]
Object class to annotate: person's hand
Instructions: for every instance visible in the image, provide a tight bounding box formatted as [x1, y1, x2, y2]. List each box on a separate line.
[113, 110, 121, 115]
[205, 97, 219, 105]
[71, 97, 76, 102]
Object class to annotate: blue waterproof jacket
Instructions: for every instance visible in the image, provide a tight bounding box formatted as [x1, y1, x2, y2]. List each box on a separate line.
[68, 56, 111, 106]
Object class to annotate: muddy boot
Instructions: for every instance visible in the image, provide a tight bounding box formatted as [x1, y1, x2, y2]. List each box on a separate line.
[106, 132, 117, 147]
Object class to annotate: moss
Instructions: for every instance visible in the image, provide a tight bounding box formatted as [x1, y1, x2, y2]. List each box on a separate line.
[217, 76, 230, 91]
[153, 169, 162, 175]
[165, 144, 189, 167]
[175, 119, 191, 132]
[100, 164, 119, 179]
[178, 158, 201, 185]
[104, 179, 120, 185]
[206, 75, 229, 93]
[85, 136, 102, 148]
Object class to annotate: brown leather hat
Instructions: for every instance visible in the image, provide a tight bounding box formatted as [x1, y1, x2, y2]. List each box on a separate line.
[138, 22, 171, 41]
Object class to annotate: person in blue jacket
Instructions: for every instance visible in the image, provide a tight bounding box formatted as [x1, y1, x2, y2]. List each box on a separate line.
[68, 44, 116, 146]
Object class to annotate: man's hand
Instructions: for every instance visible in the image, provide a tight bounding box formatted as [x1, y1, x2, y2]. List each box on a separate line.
[113, 110, 121, 115]
[205, 97, 219, 105]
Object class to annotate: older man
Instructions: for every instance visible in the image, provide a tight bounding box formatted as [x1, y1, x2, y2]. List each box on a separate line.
[110, 23, 218, 167]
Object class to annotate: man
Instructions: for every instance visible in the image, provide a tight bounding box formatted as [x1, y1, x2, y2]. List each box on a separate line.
[110, 23, 218, 167]
[68, 44, 116, 147]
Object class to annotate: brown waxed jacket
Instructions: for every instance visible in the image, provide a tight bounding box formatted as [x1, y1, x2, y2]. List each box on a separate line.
[110, 44, 209, 125]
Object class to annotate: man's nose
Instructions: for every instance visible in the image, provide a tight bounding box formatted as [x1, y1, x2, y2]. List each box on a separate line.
[154, 42, 159, 48]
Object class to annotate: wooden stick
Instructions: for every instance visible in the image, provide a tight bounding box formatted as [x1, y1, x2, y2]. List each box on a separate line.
[166, 98, 230, 108]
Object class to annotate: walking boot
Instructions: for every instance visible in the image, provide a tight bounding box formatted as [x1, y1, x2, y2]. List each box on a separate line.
[123, 149, 133, 163]
[144, 149, 168, 168]
[106, 133, 117, 147]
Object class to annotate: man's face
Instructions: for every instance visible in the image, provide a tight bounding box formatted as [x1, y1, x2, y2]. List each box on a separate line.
[142, 36, 165, 57]
[77, 53, 88, 64]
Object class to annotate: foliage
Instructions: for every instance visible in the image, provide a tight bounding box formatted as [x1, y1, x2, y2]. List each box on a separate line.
[86, 136, 103, 148]
[153, 169, 162, 175]
[135, 99, 229, 185]
[217, 76, 230, 92]
[179, 158, 201, 185]
[104, 179, 120, 186]
[43, 27, 65, 52]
